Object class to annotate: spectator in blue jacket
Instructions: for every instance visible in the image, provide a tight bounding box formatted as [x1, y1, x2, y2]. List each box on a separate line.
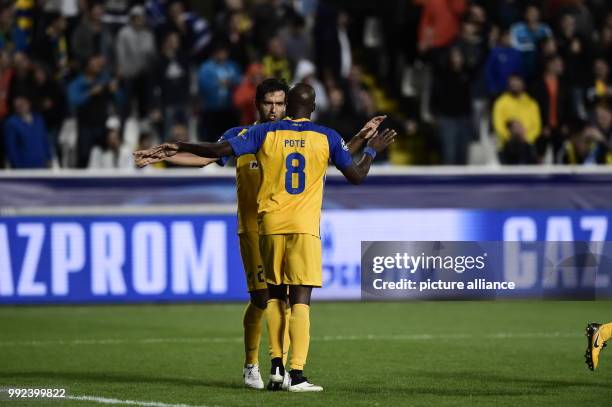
[485, 28, 524, 97]
[68, 54, 118, 168]
[510, 5, 552, 78]
[197, 42, 241, 142]
[3, 95, 52, 168]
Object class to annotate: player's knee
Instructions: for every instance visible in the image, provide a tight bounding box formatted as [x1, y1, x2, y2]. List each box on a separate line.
[249, 289, 268, 310]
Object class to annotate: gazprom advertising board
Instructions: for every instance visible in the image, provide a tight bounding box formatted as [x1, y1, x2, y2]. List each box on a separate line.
[1, 210, 611, 303]
[1, 171, 612, 303]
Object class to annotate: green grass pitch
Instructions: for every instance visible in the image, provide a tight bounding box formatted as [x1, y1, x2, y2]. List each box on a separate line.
[1, 301, 612, 407]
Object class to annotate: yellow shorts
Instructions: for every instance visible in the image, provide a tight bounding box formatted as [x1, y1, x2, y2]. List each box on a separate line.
[259, 233, 322, 287]
[239, 232, 267, 292]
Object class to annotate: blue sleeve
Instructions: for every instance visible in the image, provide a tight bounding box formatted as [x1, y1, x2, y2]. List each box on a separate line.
[326, 129, 353, 170]
[216, 127, 244, 166]
[227, 124, 267, 157]
[216, 133, 230, 167]
[67, 78, 90, 112]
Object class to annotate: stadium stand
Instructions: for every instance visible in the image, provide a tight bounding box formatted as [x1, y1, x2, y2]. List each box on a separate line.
[0, 0, 612, 168]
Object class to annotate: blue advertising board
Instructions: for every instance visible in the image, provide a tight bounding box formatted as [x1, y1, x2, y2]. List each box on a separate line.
[0, 215, 242, 303]
[1, 209, 612, 303]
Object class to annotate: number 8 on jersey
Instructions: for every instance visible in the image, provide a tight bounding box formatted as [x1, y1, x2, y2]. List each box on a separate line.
[285, 152, 306, 194]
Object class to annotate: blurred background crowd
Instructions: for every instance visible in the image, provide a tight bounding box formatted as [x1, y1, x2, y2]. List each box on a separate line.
[2, 0, 612, 169]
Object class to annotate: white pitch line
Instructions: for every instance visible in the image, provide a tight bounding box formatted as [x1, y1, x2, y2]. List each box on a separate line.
[317, 332, 579, 341]
[0, 332, 579, 348]
[66, 395, 215, 407]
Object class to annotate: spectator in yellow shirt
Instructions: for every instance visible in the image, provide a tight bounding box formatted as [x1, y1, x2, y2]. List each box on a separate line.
[493, 74, 542, 147]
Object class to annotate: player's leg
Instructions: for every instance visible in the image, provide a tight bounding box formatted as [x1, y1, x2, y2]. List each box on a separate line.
[241, 232, 291, 364]
[259, 234, 289, 389]
[284, 234, 323, 392]
[282, 295, 292, 390]
[283, 293, 291, 364]
[244, 290, 268, 362]
[267, 282, 288, 388]
[239, 232, 268, 389]
[287, 285, 312, 375]
[286, 285, 322, 392]
[242, 289, 267, 389]
[585, 322, 612, 370]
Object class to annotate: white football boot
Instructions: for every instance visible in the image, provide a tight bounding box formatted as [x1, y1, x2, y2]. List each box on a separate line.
[288, 373, 323, 392]
[243, 364, 264, 389]
[281, 371, 291, 390]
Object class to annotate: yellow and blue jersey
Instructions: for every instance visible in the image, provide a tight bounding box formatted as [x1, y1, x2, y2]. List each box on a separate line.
[228, 118, 353, 237]
[218, 125, 260, 234]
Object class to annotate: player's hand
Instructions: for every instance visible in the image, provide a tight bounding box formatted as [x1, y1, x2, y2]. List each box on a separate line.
[133, 148, 164, 167]
[356, 115, 387, 140]
[133, 143, 179, 167]
[366, 128, 396, 153]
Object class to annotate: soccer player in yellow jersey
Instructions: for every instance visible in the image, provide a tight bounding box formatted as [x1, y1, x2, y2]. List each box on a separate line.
[134, 81, 386, 390]
[142, 79, 289, 389]
[585, 322, 611, 371]
[137, 83, 396, 392]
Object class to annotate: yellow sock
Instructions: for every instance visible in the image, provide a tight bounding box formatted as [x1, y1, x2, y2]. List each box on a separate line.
[282, 306, 291, 365]
[243, 302, 265, 365]
[289, 304, 310, 371]
[266, 299, 286, 359]
[600, 322, 612, 342]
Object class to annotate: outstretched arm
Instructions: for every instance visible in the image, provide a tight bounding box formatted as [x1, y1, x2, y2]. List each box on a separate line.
[340, 128, 396, 185]
[134, 141, 234, 168]
[346, 115, 387, 155]
[165, 152, 219, 167]
[177, 140, 234, 158]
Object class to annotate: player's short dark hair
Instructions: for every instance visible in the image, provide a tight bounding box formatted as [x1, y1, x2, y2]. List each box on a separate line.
[255, 78, 289, 103]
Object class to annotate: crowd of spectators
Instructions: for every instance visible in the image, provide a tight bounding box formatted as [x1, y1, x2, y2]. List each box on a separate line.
[413, 0, 612, 165]
[1, 0, 612, 169]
